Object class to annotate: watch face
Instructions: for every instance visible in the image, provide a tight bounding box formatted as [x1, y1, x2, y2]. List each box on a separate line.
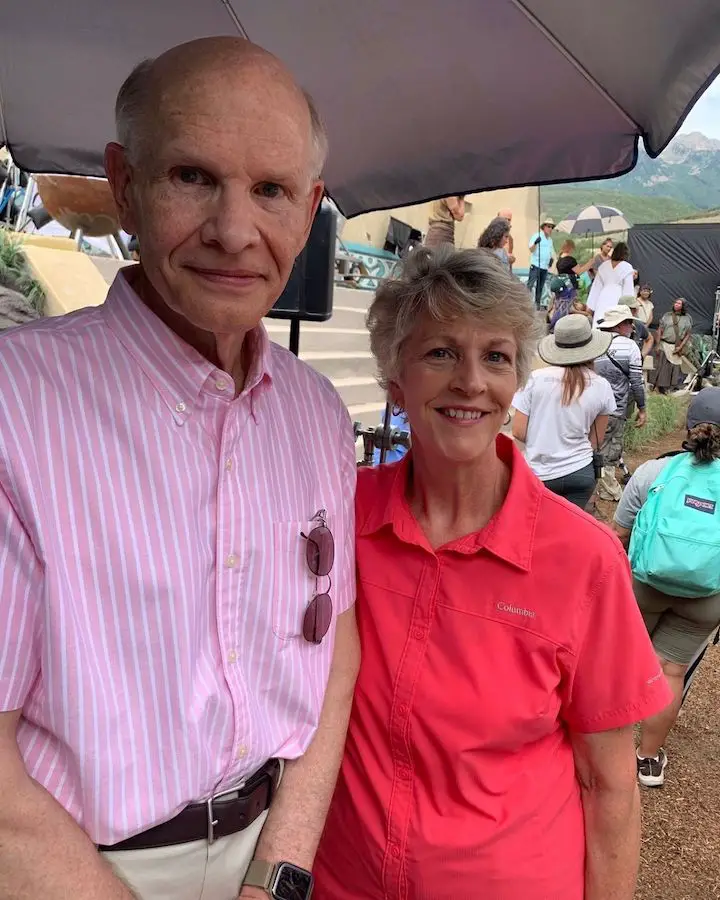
[272, 863, 314, 900]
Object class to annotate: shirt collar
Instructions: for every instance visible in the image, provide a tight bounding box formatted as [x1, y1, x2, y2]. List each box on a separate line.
[358, 434, 542, 572]
[102, 267, 274, 423]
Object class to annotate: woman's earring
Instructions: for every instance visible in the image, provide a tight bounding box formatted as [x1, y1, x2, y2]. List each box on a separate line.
[504, 412, 512, 426]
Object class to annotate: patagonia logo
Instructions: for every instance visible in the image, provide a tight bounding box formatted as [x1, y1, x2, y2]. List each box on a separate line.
[496, 601, 536, 619]
[684, 495, 716, 515]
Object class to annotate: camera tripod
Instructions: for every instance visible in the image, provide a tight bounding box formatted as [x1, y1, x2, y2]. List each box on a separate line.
[354, 403, 411, 467]
[688, 286, 720, 391]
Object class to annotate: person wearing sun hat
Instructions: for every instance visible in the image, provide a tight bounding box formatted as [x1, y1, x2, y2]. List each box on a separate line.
[512, 314, 617, 508]
[594, 305, 648, 501]
[526, 216, 555, 308]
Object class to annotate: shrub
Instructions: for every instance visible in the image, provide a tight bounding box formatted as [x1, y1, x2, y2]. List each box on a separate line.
[0, 229, 45, 313]
[623, 393, 686, 454]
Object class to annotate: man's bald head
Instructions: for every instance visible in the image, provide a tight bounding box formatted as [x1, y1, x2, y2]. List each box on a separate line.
[115, 37, 328, 177]
[497, 208, 513, 221]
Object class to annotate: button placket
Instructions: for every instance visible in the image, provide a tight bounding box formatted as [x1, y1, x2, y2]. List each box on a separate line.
[216, 411, 251, 781]
[382, 557, 441, 900]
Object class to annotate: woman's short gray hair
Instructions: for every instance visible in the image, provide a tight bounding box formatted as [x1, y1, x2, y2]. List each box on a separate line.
[367, 246, 543, 390]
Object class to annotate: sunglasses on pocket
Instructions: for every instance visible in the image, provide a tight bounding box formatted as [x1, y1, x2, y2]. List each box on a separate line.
[300, 510, 335, 644]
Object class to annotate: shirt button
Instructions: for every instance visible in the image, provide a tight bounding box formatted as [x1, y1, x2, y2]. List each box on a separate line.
[175, 401, 186, 413]
[225, 458, 233, 471]
[228, 650, 237, 664]
[412, 628, 424, 641]
[390, 843, 401, 859]
[398, 704, 409, 717]
[225, 554, 237, 569]
[215, 379, 229, 391]
[397, 767, 411, 780]
[236, 744, 248, 760]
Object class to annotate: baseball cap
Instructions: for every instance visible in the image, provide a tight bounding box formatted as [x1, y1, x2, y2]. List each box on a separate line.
[687, 387, 720, 429]
[596, 305, 635, 330]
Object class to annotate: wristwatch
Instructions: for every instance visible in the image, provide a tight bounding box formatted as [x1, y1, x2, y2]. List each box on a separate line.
[243, 860, 314, 900]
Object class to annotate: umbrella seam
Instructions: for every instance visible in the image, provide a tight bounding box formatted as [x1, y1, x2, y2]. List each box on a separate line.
[218, 0, 250, 38]
[509, 0, 640, 133]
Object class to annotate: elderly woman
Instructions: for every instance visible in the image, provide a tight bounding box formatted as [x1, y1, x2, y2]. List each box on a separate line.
[312, 247, 671, 900]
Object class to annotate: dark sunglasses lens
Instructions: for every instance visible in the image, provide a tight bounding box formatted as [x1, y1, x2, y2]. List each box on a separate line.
[303, 593, 333, 644]
[305, 525, 334, 577]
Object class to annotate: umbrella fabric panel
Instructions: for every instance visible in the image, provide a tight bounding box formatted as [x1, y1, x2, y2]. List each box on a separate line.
[1, 0, 720, 217]
[556, 205, 630, 234]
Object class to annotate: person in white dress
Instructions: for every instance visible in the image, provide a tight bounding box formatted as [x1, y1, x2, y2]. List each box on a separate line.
[587, 241, 635, 325]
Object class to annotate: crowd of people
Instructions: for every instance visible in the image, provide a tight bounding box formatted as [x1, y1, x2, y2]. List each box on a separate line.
[1, 35, 719, 900]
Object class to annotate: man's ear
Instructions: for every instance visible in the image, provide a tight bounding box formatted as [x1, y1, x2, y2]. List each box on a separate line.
[299, 180, 326, 248]
[104, 142, 138, 236]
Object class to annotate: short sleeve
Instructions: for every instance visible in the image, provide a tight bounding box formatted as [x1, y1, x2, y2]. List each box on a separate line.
[0, 478, 43, 711]
[614, 458, 668, 530]
[512, 378, 533, 416]
[560, 546, 672, 733]
[598, 377, 618, 416]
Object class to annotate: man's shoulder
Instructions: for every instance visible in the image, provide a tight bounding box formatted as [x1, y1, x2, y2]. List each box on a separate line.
[0, 305, 105, 352]
[0, 306, 107, 375]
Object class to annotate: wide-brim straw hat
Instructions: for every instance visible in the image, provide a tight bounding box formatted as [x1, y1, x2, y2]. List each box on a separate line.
[538, 314, 612, 366]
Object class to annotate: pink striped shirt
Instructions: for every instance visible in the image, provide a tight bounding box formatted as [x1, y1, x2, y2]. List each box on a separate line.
[0, 270, 356, 845]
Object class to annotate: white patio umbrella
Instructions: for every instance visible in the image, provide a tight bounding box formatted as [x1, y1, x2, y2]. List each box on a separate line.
[1, 1, 720, 217]
[556, 205, 631, 235]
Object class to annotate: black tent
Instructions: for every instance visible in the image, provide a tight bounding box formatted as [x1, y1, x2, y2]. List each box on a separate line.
[628, 223, 720, 335]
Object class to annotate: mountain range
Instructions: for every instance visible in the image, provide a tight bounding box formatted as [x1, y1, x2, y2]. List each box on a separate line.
[542, 131, 720, 224]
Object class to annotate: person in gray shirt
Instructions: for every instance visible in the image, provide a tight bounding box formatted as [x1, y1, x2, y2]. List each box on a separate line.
[593, 305, 647, 500]
[613, 387, 720, 789]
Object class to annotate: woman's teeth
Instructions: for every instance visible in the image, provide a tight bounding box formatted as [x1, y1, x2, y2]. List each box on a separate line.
[441, 408, 485, 420]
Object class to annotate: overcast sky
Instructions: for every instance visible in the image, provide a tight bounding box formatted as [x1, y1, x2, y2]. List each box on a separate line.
[679, 76, 720, 139]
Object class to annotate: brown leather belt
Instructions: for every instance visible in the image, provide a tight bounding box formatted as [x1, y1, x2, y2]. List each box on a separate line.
[98, 759, 281, 852]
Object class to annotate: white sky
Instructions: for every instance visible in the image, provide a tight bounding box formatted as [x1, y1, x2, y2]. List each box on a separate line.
[679, 76, 720, 139]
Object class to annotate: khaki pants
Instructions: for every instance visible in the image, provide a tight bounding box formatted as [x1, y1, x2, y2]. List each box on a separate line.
[103, 809, 268, 900]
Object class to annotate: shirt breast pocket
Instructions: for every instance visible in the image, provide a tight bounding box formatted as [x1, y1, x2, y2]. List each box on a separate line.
[271, 520, 324, 641]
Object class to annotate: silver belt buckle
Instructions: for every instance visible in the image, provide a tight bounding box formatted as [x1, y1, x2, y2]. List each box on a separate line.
[206, 780, 245, 844]
[206, 797, 219, 845]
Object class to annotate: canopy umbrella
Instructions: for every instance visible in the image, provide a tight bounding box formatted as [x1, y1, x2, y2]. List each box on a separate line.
[1, 1, 720, 218]
[556, 205, 631, 235]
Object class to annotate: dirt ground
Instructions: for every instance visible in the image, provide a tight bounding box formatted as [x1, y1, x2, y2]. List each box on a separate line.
[595, 423, 720, 899]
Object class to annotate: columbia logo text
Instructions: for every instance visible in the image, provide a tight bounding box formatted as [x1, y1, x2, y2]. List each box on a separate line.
[496, 601, 536, 619]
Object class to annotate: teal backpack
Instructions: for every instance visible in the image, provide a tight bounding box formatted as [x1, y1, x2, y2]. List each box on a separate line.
[629, 452, 720, 598]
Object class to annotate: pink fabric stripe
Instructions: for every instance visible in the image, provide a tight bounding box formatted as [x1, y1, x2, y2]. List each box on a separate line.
[0, 273, 356, 844]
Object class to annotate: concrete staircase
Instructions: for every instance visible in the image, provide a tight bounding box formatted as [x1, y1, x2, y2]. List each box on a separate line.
[264, 285, 387, 431]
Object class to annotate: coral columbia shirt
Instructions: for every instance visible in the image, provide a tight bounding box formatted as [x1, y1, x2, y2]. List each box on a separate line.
[313, 436, 671, 900]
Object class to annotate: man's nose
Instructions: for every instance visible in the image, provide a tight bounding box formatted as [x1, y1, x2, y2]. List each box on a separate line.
[200, 185, 261, 253]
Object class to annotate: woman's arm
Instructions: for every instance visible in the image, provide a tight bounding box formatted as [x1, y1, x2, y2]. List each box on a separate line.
[571, 727, 641, 900]
[590, 415, 608, 449]
[511, 410, 528, 443]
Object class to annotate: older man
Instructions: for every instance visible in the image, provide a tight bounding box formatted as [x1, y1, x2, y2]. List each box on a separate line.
[0, 37, 358, 900]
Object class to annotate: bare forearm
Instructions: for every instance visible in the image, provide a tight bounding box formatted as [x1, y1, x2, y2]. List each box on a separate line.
[0, 777, 134, 900]
[252, 614, 359, 871]
[582, 785, 641, 900]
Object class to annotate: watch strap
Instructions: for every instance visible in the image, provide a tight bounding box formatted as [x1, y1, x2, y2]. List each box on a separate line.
[244, 860, 276, 892]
